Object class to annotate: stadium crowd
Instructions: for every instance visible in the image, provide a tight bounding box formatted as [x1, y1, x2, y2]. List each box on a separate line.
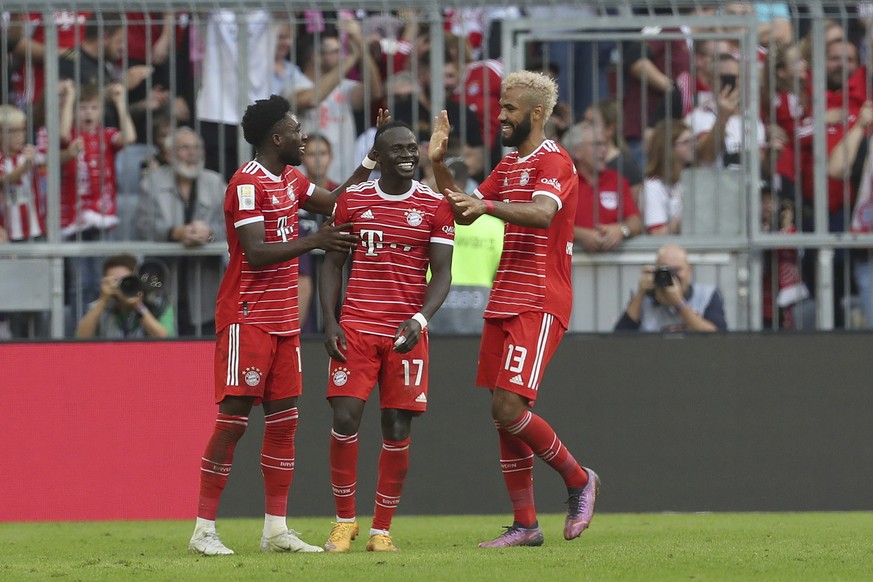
[3, 3, 873, 337]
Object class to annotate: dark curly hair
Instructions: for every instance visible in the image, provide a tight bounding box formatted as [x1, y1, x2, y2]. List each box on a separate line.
[241, 94, 291, 148]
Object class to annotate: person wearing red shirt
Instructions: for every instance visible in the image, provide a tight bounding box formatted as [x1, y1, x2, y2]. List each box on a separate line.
[188, 95, 383, 556]
[320, 121, 454, 553]
[430, 71, 599, 548]
[563, 121, 642, 252]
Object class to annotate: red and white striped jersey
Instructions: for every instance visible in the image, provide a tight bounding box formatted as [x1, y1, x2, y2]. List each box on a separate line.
[0, 150, 45, 240]
[474, 140, 578, 328]
[215, 161, 315, 335]
[336, 179, 455, 337]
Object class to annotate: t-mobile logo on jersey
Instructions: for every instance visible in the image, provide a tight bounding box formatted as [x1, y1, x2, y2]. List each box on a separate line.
[276, 215, 294, 242]
[360, 229, 384, 256]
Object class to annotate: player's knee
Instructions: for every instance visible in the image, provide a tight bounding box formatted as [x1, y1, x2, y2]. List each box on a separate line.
[332, 408, 362, 435]
[380, 409, 412, 441]
[491, 391, 525, 425]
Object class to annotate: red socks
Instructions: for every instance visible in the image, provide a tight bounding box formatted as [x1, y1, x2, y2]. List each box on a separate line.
[497, 426, 537, 527]
[261, 408, 298, 517]
[503, 410, 588, 489]
[197, 413, 248, 520]
[330, 430, 359, 519]
[372, 438, 410, 531]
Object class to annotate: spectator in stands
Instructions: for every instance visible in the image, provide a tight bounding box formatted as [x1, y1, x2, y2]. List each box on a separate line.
[125, 11, 193, 143]
[585, 98, 644, 205]
[685, 53, 766, 169]
[0, 104, 44, 242]
[298, 133, 335, 331]
[563, 121, 642, 252]
[297, 17, 384, 185]
[761, 41, 808, 203]
[135, 126, 225, 336]
[57, 12, 153, 129]
[10, 10, 88, 109]
[796, 38, 862, 327]
[646, 39, 725, 147]
[416, 51, 485, 181]
[760, 183, 807, 330]
[59, 80, 136, 238]
[614, 243, 728, 332]
[75, 253, 175, 338]
[273, 21, 309, 104]
[828, 100, 873, 327]
[643, 120, 694, 235]
[619, 14, 691, 169]
[196, 10, 275, 181]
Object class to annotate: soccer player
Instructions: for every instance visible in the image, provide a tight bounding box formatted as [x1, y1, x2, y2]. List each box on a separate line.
[428, 71, 600, 547]
[319, 121, 454, 553]
[188, 95, 386, 556]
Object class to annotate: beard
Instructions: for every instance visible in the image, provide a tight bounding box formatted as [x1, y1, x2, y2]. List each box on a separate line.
[501, 115, 533, 148]
[175, 159, 204, 180]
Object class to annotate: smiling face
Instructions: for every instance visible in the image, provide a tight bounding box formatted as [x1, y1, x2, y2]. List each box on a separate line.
[275, 113, 306, 167]
[498, 86, 534, 148]
[376, 127, 419, 184]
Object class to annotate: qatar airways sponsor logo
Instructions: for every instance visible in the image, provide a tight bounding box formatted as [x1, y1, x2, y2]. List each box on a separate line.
[540, 177, 562, 191]
[441, 225, 455, 235]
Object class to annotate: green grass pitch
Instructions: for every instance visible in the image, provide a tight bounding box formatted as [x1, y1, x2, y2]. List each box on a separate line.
[1, 512, 871, 581]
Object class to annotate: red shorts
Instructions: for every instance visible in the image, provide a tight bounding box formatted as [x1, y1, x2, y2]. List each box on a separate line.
[213, 323, 303, 404]
[327, 326, 430, 413]
[476, 311, 566, 405]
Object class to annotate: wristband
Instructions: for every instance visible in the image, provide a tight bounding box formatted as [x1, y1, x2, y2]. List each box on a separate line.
[675, 300, 688, 312]
[361, 155, 377, 170]
[411, 312, 428, 329]
[136, 304, 148, 317]
[483, 199, 495, 215]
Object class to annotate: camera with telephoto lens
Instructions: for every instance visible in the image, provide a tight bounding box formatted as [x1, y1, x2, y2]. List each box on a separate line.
[653, 266, 675, 288]
[118, 275, 144, 297]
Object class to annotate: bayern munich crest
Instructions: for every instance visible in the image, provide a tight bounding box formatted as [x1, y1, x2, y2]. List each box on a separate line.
[405, 209, 424, 227]
[244, 367, 262, 387]
[332, 367, 350, 386]
[286, 185, 296, 202]
[519, 171, 530, 186]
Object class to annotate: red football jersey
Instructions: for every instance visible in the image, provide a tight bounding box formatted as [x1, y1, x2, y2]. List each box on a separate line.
[461, 59, 503, 149]
[575, 169, 638, 228]
[60, 127, 121, 235]
[475, 140, 578, 328]
[335, 179, 455, 337]
[215, 161, 315, 335]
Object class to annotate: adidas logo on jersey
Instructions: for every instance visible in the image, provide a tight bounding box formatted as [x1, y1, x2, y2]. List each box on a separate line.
[415, 393, 428, 403]
[509, 375, 524, 386]
[361, 209, 375, 219]
[272, 195, 281, 205]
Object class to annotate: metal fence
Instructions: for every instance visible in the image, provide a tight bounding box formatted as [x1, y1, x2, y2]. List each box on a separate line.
[1, 1, 872, 337]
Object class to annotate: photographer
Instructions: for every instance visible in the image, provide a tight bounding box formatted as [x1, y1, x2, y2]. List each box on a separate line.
[75, 254, 175, 339]
[614, 243, 727, 332]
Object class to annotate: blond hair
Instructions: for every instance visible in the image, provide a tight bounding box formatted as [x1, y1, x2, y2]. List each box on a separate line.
[0, 105, 26, 128]
[502, 70, 558, 120]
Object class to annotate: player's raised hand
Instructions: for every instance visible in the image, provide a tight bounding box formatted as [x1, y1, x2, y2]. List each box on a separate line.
[310, 221, 358, 252]
[323, 320, 348, 361]
[428, 110, 451, 163]
[375, 107, 392, 127]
